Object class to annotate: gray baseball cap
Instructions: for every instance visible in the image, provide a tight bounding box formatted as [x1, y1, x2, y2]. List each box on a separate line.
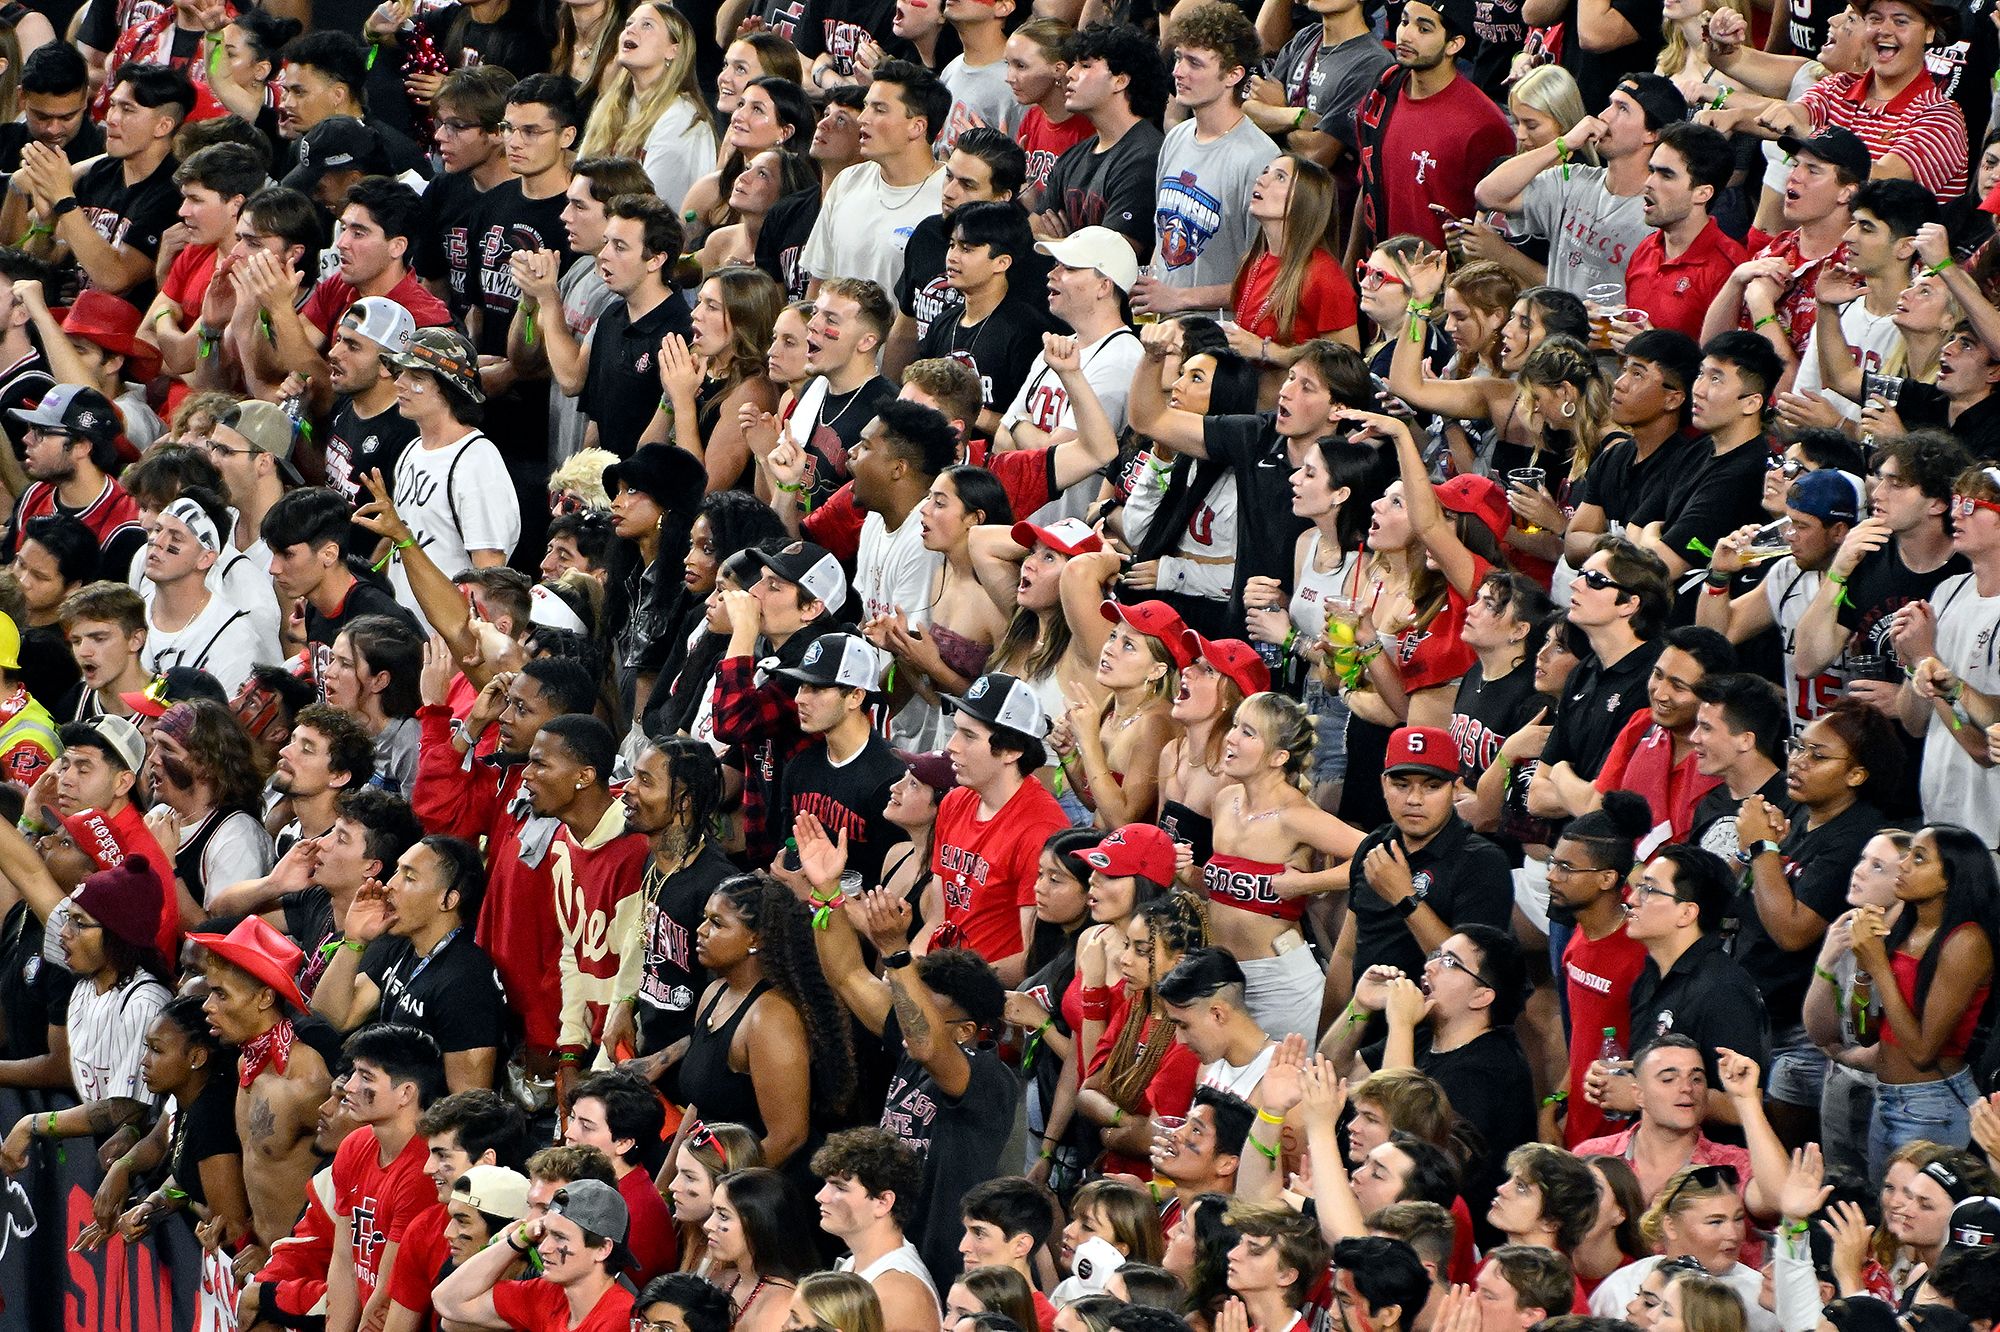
[548, 1179, 629, 1243]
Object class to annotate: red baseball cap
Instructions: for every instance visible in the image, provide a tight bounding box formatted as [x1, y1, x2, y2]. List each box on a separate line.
[61, 808, 128, 872]
[1385, 726, 1459, 781]
[1010, 516, 1103, 557]
[1100, 599, 1196, 668]
[1435, 474, 1510, 544]
[1084, 824, 1178, 883]
[1182, 633, 1271, 699]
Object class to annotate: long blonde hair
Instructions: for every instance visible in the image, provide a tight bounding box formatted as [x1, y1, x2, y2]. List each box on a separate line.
[1659, 0, 1750, 76]
[578, 2, 714, 160]
[1883, 278, 1965, 381]
[1509, 66, 1596, 166]
[1229, 154, 1337, 343]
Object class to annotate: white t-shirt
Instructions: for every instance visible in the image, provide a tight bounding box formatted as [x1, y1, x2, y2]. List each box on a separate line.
[1759, 556, 1846, 729]
[856, 508, 941, 629]
[839, 1242, 941, 1308]
[1592, 1257, 1781, 1332]
[387, 429, 521, 611]
[644, 98, 720, 213]
[1199, 1042, 1276, 1099]
[132, 529, 282, 657]
[1009, 327, 1146, 526]
[141, 586, 273, 694]
[1921, 572, 2000, 845]
[69, 974, 170, 1102]
[799, 162, 947, 296]
[1793, 300, 1901, 420]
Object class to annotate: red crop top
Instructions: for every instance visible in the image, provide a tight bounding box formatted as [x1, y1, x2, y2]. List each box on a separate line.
[1204, 853, 1306, 923]
[1882, 932, 1990, 1062]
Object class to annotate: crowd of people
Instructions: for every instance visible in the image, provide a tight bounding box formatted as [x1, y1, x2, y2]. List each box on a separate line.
[7, 0, 2000, 1328]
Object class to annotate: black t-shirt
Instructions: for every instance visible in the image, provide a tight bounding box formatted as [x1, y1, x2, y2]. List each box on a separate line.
[1449, 659, 1541, 786]
[325, 395, 422, 553]
[1574, 430, 1701, 527]
[1201, 412, 1311, 633]
[169, 1070, 240, 1209]
[1691, 766, 1796, 863]
[1542, 639, 1663, 780]
[1349, 815, 1515, 978]
[1634, 434, 1772, 580]
[361, 926, 511, 1053]
[756, 190, 820, 301]
[1041, 123, 1167, 261]
[798, 375, 899, 511]
[1785, 0, 1849, 53]
[1729, 799, 1878, 1030]
[896, 214, 959, 340]
[635, 842, 739, 1056]
[280, 887, 343, 998]
[1558, 0, 1664, 113]
[415, 169, 491, 322]
[0, 117, 103, 176]
[0, 901, 71, 1061]
[73, 151, 181, 307]
[1837, 538, 1971, 654]
[580, 293, 695, 458]
[422, 0, 551, 76]
[779, 735, 905, 888]
[879, 1009, 1022, 1285]
[467, 180, 574, 358]
[19, 622, 78, 715]
[1899, 381, 2000, 459]
[916, 298, 1054, 415]
[795, 0, 924, 70]
[303, 573, 418, 664]
[1362, 1025, 1536, 1235]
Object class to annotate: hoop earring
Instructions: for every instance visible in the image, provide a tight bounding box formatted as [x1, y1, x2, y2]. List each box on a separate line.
[1560, 402, 1577, 418]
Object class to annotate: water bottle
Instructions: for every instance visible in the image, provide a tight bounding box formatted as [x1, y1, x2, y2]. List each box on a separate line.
[1599, 1027, 1633, 1122]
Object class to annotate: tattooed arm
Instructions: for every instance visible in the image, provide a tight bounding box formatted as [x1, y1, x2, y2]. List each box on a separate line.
[884, 958, 973, 1097]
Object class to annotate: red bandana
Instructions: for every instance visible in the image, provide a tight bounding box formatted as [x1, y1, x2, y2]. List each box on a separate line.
[239, 1018, 296, 1088]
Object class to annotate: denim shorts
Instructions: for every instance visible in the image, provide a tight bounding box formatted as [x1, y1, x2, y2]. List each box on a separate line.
[1303, 680, 1350, 784]
[1766, 1023, 1832, 1109]
[1869, 1068, 1978, 1181]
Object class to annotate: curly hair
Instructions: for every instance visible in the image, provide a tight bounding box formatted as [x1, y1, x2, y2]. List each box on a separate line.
[715, 874, 856, 1114]
[179, 697, 267, 813]
[810, 1128, 924, 1227]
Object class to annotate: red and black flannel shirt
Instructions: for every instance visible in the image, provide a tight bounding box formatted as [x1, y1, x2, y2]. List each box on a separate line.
[712, 653, 811, 869]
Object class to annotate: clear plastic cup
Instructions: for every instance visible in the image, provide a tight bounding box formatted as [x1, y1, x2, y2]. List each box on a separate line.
[1507, 466, 1547, 533]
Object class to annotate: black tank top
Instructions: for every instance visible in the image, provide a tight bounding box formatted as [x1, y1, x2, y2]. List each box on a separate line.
[679, 979, 775, 1134]
[174, 809, 229, 907]
[1158, 798, 1214, 866]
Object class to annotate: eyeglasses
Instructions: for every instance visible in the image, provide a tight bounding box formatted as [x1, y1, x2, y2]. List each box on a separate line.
[1659, 1164, 1741, 1215]
[1426, 947, 1496, 990]
[1547, 858, 1615, 878]
[1629, 880, 1693, 906]
[498, 121, 558, 138]
[59, 914, 101, 937]
[1576, 568, 1635, 595]
[1952, 494, 2000, 519]
[436, 118, 490, 136]
[633, 1319, 683, 1332]
[204, 440, 255, 458]
[23, 427, 73, 444]
[1786, 738, 1853, 764]
[1356, 263, 1404, 290]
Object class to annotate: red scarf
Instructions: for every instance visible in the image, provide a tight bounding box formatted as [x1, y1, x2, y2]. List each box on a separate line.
[239, 1018, 295, 1088]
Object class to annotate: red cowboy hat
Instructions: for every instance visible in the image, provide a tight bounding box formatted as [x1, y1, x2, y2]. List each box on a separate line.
[186, 916, 308, 1011]
[61, 291, 162, 383]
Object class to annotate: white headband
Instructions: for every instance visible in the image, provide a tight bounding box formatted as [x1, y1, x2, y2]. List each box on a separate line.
[528, 583, 588, 635]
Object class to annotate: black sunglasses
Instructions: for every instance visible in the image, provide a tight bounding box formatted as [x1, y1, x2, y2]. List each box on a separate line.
[1660, 1164, 1741, 1215]
[1577, 568, 1635, 595]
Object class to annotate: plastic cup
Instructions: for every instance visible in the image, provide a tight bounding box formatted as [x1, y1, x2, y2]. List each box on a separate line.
[1508, 467, 1547, 533]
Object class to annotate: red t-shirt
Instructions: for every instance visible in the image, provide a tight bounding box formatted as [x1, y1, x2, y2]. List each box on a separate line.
[332, 1127, 436, 1309]
[1031, 1290, 1058, 1332]
[929, 777, 1070, 964]
[1361, 73, 1514, 247]
[1623, 220, 1749, 341]
[1388, 556, 1490, 692]
[1017, 107, 1094, 198]
[1099, 1016, 1200, 1177]
[1232, 248, 1358, 347]
[302, 270, 455, 340]
[618, 1166, 679, 1282]
[491, 1277, 637, 1332]
[1560, 923, 1649, 1146]
[387, 1202, 451, 1315]
[158, 242, 219, 416]
[1594, 713, 1720, 845]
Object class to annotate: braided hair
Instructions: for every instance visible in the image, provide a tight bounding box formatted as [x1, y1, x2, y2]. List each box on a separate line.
[1104, 892, 1209, 1108]
[716, 874, 857, 1115]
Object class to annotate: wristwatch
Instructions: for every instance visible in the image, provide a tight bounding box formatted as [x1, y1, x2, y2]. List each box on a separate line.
[1735, 839, 1782, 865]
[1393, 894, 1421, 918]
[47, 197, 77, 221]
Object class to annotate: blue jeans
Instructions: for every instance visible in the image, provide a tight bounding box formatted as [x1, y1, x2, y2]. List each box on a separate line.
[1869, 1068, 1978, 1181]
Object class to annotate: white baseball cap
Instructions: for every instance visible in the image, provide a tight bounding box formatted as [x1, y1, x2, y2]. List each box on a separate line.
[945, 672, 1050, 738]
[343, 296, 417, 356]
[1035, 226, 1141, 293]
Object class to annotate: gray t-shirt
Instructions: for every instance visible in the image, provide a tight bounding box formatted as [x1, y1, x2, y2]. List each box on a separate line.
[937, 55, 1020, 153]
[549, 254, 616, 465]
[1153, 114, 1279, 313]
[1514, 163, 1650, 297]
[1274, 28, 1392, 149]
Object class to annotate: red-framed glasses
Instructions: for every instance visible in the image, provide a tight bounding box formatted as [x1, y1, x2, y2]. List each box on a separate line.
[1356, 263, 1405, 291]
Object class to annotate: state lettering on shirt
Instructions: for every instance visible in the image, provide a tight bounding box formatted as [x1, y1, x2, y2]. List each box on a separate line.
[1566, 960, 1617, 996]
[938, 840, 991, 912]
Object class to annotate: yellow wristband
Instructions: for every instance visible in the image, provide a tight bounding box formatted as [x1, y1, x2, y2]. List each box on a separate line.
[1256, 1106, 1286, 1126]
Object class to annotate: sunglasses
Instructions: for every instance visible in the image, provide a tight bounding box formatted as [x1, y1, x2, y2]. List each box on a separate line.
[1953, 494, 2000, 519]
[686, 1120, 723, 1155]
[1426, 947, 1496, 990]
[1660, 1164, 1741, 1215]
[1767, 457, 1806, 478]
[1576, 568, 1635, 595]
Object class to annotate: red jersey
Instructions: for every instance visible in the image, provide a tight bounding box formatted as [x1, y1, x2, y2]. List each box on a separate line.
[1354, 71, 1514, 249]
[1624, 220, 1748, 340]
[1017, 107, 1094, 199]
[387, 1202, 451, 1318]
[491, 1278, 637, 1332]
[332, 1127, 435, 1309]
[1737, 229, 1849, 354]
[806, 446, 1058, 562]
[930, 777, 1069, 964]
[301, 270, 455, 340]
[1560, 923, 1649, 1146]
[619, 1166, 680, 1282]
[5, 475, 141, 562]
[1800, 70, 1968, 200]
[252, 1167, 337, 1321]
[1594, 713, 1720, 845]
[1233, 248, 1358, 347]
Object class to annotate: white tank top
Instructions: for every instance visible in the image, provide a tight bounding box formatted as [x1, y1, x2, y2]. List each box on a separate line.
[1288, 531, 1358, 642]
[840, 1242, 941, 1309]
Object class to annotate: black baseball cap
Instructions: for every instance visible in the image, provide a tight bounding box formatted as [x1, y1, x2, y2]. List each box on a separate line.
[1614, 73, 1690, 132]
[1776, 126, 1872, 182]
[281, 116, 390, 194]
